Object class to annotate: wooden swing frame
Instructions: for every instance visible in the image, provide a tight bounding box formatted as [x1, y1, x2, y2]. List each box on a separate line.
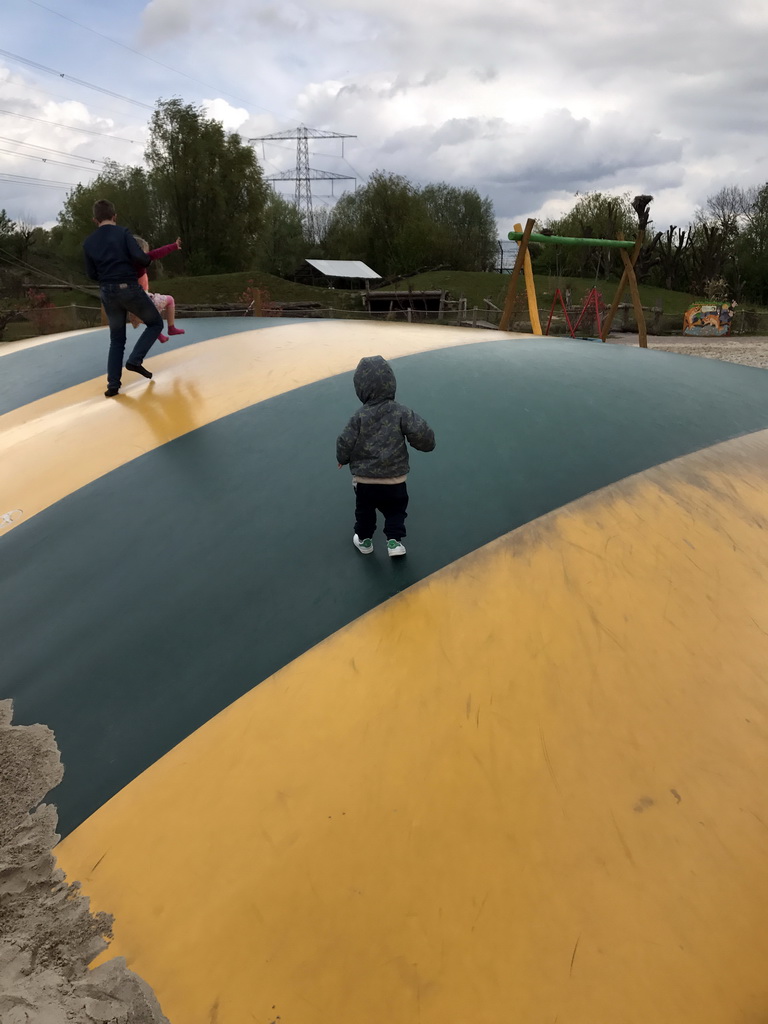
[499, 219, 648, 347]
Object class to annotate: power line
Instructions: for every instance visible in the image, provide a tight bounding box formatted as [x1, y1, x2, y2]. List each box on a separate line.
[0, 172, 78, 190]
[23, 0, 289, 122]
[0, 135, 106, 165]
[0, 48, 153, 110]
[0, 109, 139, 144]
[0, 146, 103, 173]
[342, 157, 368, 183]
[0, 245, 94, 294]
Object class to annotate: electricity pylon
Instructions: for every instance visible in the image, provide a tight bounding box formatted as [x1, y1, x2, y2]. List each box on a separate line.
[249, 125, 356, 241]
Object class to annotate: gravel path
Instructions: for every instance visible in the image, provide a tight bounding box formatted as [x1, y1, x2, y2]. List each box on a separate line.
[608, 334, 768, 369]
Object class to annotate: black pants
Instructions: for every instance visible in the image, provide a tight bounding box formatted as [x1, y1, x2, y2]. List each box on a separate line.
[100, 281, 164, 389]
[354, 481, 408, 541]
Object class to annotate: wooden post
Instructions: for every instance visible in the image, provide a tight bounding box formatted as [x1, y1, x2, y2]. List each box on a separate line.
[618, 248, 647, 348]
[600, 231, 644, 342]
[500, 218, 535, 332]
[513, 222, 542, 335]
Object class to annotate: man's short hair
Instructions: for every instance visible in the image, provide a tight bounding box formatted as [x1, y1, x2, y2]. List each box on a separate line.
[93, 199, 116, 222]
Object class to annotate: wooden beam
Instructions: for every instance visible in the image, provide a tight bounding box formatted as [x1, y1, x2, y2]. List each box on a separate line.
[600, 231, 644, 342]
[618, 247, 647, 348]
[500, 218, 535, 333]
[514, 222, 542, 335]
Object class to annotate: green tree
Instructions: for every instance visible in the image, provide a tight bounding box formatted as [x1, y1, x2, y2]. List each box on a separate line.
[255, 192, 306, 276]
[57, 161, 155, 271]
[536, 191, 639, 280]
[322, 172, 495, 277]
[146, 99, 268, 275]
[323, 172, 433, 277]
[0, 297, 23, 340]
[0, 208, 14, 243]
[420, 184, 497, 271]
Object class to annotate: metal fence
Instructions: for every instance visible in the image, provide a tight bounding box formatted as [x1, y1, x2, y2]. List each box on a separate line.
[7, 301, 768, 341]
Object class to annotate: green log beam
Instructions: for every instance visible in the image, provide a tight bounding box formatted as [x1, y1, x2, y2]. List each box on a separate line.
[508, 231, 636, 249]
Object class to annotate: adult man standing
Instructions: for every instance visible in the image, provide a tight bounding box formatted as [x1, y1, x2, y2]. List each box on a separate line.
[83, 199, 180, 397]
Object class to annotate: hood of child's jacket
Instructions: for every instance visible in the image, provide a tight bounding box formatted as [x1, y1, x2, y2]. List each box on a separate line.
[354, 356, 396, 404]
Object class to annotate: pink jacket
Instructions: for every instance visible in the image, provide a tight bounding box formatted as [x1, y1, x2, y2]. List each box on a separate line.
[136, 241, 180, 290]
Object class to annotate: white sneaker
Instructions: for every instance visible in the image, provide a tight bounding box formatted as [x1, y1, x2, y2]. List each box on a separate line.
[353, 534, 373, 554]
[387, 539, 406, 557]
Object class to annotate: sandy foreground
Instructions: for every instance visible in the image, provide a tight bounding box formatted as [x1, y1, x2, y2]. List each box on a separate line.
[0, 700, 169, 1024]
[608, 333, 768, 369]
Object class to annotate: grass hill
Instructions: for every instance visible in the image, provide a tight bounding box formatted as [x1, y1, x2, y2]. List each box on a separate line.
[39, 268, 701, 316]
[0, 268, 722, 343]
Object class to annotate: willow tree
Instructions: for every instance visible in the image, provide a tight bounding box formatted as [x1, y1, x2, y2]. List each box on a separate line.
[322, 172, 496, 277]
[146, 99, 269, 275]
[537, 191, 640, 280]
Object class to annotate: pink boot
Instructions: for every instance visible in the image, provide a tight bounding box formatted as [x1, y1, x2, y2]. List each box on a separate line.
[158, 332, 169, 343]
[168, 325, 185, 336]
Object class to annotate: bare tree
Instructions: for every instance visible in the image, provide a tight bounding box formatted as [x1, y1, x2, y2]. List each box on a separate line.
[654, 226, 693, 291]
[705, 185, 747, 237]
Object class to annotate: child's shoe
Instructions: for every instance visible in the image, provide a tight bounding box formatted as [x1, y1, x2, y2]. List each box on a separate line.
[353, 534, 373, 554]
[387, 539, 406, 557]
[158, 332, 169, 343]
[167, 325, 185, 336]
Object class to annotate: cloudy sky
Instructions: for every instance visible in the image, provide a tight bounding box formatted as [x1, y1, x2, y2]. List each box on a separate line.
[2, 0, 768, 239]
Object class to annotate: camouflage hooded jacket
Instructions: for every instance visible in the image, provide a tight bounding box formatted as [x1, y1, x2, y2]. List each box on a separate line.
[336, 356, 436, 479]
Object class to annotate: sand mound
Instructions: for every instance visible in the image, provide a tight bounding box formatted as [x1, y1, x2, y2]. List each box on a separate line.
[0, 699, 169, 1024]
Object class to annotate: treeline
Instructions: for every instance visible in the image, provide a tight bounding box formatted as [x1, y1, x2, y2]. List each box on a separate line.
[535, 189, 768, 303]
[3, 97, 768, 305]
[0, 98, 496, 290]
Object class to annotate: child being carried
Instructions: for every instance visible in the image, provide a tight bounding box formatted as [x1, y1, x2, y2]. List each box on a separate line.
[129, 235, 185, 343]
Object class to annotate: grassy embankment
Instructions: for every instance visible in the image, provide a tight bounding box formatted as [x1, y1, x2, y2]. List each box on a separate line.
[1, 269, 709, 342]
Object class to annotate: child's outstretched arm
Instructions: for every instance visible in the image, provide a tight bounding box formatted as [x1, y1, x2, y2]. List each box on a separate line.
[401, 408, 436, 452]
[336, 414, 360, 466]
[147, 238, 182, 261]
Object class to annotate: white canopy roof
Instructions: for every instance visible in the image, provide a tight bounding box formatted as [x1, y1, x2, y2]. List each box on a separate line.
[305, 259, 381, 280]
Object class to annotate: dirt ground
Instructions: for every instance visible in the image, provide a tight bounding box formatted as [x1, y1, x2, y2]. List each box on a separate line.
[607, 333, 768, 369]
[0, 700, 169, 1024]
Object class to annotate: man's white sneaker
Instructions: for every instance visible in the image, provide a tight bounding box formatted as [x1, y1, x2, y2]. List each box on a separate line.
[387, 539, 406, 557]
[353, 534, 374, 554]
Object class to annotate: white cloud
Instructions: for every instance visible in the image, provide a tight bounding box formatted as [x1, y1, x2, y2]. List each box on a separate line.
[0, 63, 146, 224]
[4, 0, 768, 237]
[201, 98, 249, 132]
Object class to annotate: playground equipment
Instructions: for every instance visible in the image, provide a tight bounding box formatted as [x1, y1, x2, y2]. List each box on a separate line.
[5, 317, 768, 1023]
[544, 285, 605, 338]
[501, 211, 649, 345]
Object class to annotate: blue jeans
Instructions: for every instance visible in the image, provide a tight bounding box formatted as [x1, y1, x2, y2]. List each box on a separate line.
[100, 281, 164, 389]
